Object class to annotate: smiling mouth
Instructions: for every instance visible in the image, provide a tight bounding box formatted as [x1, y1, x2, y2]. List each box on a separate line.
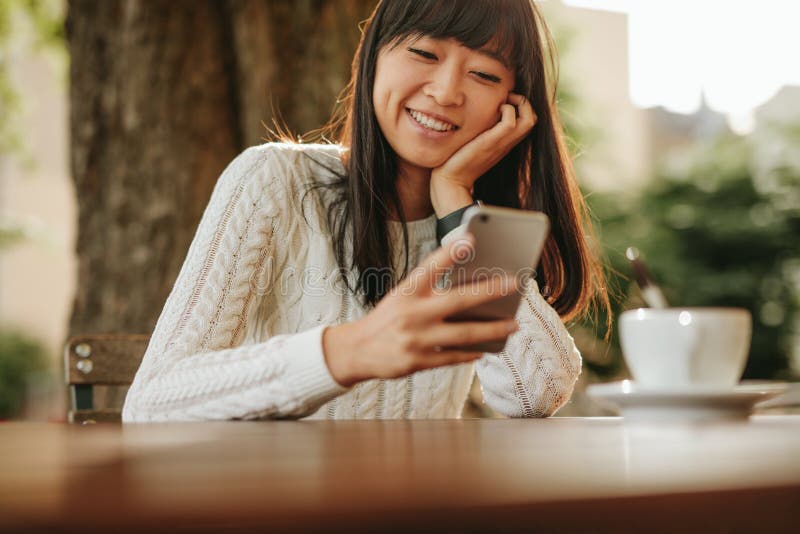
[406, 108, 459, 132]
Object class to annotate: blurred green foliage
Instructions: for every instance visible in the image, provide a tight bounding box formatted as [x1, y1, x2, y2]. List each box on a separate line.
[0, 218, 29, 248]
[583, 127, 800, 380]
[0, 0, 63, 418]
[0, 0, 64, 159]
[0, 330, 47, 418]
[546, 5, 798, 383]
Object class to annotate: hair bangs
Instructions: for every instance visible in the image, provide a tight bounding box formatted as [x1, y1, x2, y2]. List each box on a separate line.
[379, 0, 532, 74]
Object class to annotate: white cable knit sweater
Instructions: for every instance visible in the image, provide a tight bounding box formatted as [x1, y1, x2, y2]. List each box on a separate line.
[122, 142, 582, 422]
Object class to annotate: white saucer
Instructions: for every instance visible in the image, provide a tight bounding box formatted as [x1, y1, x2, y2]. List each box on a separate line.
[586, 380, 788, 421]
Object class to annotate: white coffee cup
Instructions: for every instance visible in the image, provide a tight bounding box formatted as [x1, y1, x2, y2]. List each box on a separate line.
[619, 307, 752, 390]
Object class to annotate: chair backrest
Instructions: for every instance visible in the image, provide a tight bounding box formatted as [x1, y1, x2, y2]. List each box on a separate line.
[63, 334, 150, 424]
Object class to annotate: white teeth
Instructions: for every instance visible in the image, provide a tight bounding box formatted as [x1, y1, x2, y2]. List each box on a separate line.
[408, 109, 455, 132]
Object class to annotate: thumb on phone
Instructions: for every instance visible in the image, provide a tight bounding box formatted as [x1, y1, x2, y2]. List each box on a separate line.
[402, 232, 475, 296]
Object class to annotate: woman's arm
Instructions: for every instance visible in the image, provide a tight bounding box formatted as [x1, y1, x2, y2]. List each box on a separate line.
[122, 145, 349, 422]
[441, 227, 582, 417]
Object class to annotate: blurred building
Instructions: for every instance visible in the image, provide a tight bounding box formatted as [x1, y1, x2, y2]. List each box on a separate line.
[756, 85, 800, 124]
[542, 0, 653, 191]
[647, 98, 730, 156]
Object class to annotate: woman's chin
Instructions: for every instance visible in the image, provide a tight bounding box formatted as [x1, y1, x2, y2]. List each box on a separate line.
[400, 153, 454, 171]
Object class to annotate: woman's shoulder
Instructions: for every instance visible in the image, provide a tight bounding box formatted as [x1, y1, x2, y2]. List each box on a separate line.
[209, 142, 344, 234]
[239, 141, 344, 170]
[219, 141, 344, 191]
[245, 140, 343, 158]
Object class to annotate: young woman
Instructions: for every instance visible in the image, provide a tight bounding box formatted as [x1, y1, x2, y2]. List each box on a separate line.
[122, 0, 608, 422]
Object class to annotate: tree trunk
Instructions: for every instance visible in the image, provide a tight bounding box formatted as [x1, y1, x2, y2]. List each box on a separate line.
[66, 0, 376, 336]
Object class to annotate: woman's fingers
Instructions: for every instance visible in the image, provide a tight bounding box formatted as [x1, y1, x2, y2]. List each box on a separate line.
[416, 317, 518, 351]
[507, 93, 537, 129]
[404, 233, 476, 296]
[428, 274, 519, 318]
[500, 102, 517, 129]
[474, 95, 530, 151]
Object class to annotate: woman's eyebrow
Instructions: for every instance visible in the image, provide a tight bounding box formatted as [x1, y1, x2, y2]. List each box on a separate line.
[475, 47, 511, 70]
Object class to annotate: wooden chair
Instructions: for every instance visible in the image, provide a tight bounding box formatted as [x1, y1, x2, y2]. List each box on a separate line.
[63, 334, 150, 424]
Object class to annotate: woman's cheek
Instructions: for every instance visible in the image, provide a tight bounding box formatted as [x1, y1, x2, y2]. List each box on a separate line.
[481, 110, 503, 132]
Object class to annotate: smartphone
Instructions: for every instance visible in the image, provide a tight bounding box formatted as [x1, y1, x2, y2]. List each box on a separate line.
[443, 204, 550, 353]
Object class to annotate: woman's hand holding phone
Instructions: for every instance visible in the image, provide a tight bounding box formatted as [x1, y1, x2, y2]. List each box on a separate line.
[430, 93, 537, 215]
[323, 95, 536, 387]
[322, 234, 519, 388]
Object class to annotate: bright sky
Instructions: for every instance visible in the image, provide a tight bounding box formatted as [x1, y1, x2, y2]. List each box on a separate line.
[562, 0, 800, 133]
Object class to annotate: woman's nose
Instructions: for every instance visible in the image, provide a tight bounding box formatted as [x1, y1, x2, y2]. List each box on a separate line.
[423, 65, 464, 107]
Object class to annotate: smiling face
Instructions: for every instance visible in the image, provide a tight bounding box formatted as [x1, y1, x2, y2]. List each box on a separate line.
[372, 35, 515, 177]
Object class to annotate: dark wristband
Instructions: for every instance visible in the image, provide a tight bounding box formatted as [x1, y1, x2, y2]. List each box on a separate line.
[436, 200, 480, 243]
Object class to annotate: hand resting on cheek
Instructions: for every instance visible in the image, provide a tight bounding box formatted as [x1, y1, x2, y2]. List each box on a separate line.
[430, 92, 538, 200]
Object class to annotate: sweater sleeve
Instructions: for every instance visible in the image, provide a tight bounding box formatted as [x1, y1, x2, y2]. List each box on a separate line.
[441, 225, 582, 418]
[122, 145, 350, 422]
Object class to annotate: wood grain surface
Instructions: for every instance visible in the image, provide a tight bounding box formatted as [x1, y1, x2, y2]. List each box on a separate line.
[1, 417, 798, 532]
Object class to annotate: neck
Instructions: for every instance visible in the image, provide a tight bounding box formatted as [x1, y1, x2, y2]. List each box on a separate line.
[388, 163, 434, 221]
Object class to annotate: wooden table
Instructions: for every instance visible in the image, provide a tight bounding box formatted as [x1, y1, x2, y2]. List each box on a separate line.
[2, 417, 799, 532]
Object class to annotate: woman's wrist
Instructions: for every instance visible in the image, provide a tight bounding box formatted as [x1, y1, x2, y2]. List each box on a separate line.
[430, 183, 474, 218]
[436, 201, 479, 243]
[322, 322, 365, 388]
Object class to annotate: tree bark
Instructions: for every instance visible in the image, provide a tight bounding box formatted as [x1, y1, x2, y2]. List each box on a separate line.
[66, 0, 376, 336]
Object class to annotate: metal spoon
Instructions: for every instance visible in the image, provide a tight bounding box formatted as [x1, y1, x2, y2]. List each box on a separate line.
[626, 246, 669, 308]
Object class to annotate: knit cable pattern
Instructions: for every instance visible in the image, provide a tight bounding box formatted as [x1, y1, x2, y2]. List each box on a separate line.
[475, 277, 583, 417]
[123, 143, 582, 422]
[123, 145, 348, 421]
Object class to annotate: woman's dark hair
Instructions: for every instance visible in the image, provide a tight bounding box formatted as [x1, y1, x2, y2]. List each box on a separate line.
[306, 0, 609, 325]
